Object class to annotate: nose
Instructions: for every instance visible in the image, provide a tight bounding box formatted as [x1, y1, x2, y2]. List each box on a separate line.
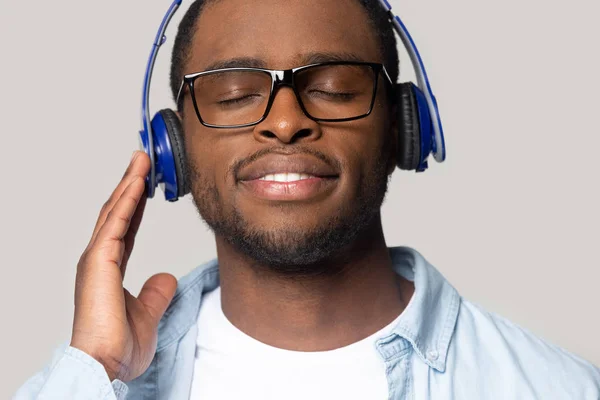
[253, 87, 322, 144]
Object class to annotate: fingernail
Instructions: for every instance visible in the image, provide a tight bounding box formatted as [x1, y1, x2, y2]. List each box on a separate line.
[131, 151, 139, 163]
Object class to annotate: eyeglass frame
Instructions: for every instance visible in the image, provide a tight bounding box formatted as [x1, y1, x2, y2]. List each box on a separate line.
[175, 61, 395, 129]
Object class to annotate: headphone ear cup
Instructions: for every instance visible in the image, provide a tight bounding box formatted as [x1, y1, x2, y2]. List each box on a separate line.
[396, 83, 421, 171]
[158, 109, 190, 198]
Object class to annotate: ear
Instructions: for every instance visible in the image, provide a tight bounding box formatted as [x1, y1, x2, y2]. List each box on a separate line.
[174, 110, 183, 122]
[173, 110, 186, 138]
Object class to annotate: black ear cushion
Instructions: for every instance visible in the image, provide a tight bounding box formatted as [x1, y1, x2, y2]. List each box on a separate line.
[159, 109, 190, 197]
[396, 83, 421, 171]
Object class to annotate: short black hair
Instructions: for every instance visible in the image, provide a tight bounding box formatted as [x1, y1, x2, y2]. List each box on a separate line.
[170, 0, 399, 109]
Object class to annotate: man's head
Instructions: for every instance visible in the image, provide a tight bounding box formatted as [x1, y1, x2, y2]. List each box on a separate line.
[170, 0, 400, 275]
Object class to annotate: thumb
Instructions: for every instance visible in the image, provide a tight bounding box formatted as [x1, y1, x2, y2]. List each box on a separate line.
[137, 273, 178, 325]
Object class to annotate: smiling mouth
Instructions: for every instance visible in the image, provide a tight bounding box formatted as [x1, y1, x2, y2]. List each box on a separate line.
[257, 173, 324, 182]
[235, 151, 341, 201]
[240, 172, 339, 201]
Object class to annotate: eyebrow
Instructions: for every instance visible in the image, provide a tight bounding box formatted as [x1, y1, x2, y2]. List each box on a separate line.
[199, 51, 369, 73]
[301, 51, 367, 65]
[203, 57, 267, 71]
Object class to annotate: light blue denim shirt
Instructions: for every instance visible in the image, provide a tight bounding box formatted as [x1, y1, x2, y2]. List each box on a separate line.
[14, 247, 600, 399]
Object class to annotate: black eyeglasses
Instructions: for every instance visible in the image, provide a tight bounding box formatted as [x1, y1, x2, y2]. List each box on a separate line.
[176, 61, 393, 129]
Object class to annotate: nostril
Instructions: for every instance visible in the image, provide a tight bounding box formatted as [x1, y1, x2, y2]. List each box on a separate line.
[260, 131, 278, 139]
[257, 128, 315, 143]
[293, 129, 313, 141]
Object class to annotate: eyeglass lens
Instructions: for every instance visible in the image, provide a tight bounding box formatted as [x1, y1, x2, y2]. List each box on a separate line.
[190, 64, 376, 126]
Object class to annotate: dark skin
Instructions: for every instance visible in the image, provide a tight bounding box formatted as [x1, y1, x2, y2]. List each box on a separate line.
[181, 0, 415, 351]
[69, 0, 415, 383]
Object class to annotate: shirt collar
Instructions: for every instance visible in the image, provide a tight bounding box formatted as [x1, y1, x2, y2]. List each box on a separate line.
[157, 260, 220, 351]
[382, 246, 460, 372]
[157, 246, 460, 373]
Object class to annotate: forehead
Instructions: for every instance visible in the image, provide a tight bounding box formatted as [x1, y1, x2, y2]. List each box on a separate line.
[187, 0, 382, 72]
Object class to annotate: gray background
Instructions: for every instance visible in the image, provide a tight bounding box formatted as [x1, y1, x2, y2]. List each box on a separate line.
[1, 0, 599, 397]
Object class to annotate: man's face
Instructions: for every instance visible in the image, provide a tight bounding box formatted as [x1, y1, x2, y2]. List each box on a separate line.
[181, 0, 396, 273]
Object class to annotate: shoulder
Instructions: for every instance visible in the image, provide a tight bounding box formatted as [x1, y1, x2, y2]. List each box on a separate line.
[449, 298, 600, 398]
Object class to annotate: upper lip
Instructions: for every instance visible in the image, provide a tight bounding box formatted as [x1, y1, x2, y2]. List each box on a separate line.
[237, 154, 340, 182]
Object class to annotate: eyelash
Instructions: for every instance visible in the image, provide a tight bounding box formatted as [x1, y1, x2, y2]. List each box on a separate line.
[216, 89, 357, 108]
[218, 94, 261, 105]
[307, 90, 356, 100]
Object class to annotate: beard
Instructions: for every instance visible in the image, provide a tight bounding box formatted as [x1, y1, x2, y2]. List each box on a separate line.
[186, 144, 392, 278]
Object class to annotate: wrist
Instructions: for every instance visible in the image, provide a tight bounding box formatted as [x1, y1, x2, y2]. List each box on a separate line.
[69, 341, 121, 381]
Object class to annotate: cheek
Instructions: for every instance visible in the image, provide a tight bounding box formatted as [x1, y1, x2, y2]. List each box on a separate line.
[183, 123, 248, 200]
[329, 106, 392, 177]
[183, 121, 224, 187]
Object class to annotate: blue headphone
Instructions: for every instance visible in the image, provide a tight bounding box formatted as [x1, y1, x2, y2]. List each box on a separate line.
[139, 0, 447, 202]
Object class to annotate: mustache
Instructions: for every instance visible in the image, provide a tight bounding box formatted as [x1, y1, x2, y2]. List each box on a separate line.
[230, 146, 343, 180]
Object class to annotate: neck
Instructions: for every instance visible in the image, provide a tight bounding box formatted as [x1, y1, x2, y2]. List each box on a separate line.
[214, 215, 414, 351]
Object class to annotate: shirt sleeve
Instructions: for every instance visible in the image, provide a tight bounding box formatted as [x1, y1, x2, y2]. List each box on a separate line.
[12, 342, 129, 400]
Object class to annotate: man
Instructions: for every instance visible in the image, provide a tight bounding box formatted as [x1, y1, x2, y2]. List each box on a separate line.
[14, 0, 600, 399]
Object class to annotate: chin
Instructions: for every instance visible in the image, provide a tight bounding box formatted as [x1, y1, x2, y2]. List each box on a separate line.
[244, 206, 334, 230]
[222, 204, 374, 273]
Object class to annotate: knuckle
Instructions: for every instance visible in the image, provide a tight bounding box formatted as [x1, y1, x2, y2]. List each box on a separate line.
[94, 244, 123, 266]
[79, 248, 89, 263]
[78, 248, 95, 266]
[81, 246, 100, 261]
[107, 208, 131, 226]
[116, 213, 131, 225]
[100, 199, 112, 214]
[106, 209, 115, 221]
[124, 194, 139, 210]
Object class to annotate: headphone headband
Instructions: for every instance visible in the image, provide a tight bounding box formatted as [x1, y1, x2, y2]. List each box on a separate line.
[377, 0, 446, 163]
[140, 0, 182, 198]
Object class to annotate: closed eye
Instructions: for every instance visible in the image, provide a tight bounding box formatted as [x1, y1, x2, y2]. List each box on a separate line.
[306, 90, 357, 101]
[218, 93, 263, 106]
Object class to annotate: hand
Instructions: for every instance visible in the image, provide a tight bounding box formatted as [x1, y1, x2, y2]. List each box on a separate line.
[69, 151, 178, 382]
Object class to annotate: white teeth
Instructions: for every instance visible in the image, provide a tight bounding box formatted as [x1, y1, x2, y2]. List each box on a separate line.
[273, 173, 287, 182]
[259, 173, 315, 182]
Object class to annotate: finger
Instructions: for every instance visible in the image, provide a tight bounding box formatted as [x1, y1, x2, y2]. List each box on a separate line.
[119, 192, 148, 278]
[91, 177, 146, 274]
[88, 151, 151, 247]
[137, 273, 178, 326]
[90, 151, 150, 241]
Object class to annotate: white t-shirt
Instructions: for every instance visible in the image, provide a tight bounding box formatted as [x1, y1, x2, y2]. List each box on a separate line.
[189, 287, 402, 399]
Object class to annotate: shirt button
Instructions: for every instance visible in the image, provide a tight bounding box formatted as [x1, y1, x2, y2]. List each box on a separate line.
[427, 350, 439, 361]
